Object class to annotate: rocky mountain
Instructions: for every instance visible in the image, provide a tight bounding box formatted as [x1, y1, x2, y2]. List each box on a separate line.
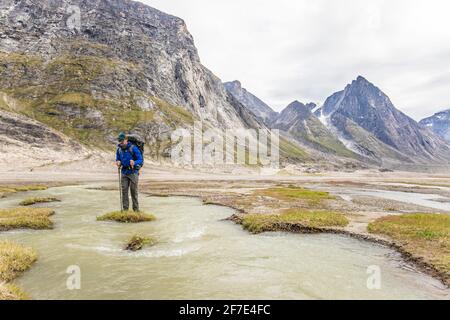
[270, 101, 356, 158]
[315, 76, 450, 164]
[420, 109, 450, 143]
[224, 80, 277, 124]
[305, 103, 318, 112]
[0, 0, 265, 164]
[0, 105, 91, 169]
[1, 0, 447, 171]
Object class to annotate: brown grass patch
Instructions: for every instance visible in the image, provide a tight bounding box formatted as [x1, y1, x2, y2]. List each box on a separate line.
[97, 211, 156, 223]
[242, 209, 349, 234]
[368, 213, 450, 277]
[0, 207, 55, 231]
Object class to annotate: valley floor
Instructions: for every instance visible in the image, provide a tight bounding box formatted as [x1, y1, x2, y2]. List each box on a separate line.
[1, 160, 449, 291]
[135, 171, 450, 286]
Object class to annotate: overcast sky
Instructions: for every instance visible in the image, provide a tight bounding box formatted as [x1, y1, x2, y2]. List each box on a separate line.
[144, 0, 450, 120]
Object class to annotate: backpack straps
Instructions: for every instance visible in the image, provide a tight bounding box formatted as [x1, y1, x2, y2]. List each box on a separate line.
[118, 146, 134, 159]
[118, 145, 137, 161]
[129, 145, 135, 159]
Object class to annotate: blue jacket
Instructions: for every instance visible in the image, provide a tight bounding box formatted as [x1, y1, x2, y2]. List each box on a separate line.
[116, 142, 143, 175]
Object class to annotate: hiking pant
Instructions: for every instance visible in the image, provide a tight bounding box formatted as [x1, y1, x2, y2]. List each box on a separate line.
[121, 173, 139, 212]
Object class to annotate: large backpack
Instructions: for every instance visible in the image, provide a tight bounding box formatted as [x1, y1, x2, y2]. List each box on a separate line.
[127, 135, 145, 168]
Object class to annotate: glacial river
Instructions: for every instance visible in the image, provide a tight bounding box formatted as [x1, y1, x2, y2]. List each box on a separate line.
[0, 185, 448, 300]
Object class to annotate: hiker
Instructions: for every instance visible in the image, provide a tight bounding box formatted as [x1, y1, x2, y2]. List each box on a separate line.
[116, 133, 143, 212]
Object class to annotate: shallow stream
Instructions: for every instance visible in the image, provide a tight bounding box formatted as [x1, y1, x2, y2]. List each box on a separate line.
[0, 185, 448, 300]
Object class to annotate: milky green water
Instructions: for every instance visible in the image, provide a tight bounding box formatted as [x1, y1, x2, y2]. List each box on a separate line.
[0, 185, 448, 300]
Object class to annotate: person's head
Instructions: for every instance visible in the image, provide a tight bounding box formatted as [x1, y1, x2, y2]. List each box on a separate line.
[118, 132, 128, 147]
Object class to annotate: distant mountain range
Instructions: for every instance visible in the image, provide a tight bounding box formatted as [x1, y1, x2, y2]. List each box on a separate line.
[226, 76, 450, 166]
[269, 101, 356, 158]
[0, 0, 448, 170]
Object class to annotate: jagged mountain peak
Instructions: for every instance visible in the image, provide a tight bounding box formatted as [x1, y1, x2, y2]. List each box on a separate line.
[272, 100, 356, 158]
[345, 76, 377, 90]
[349, 75, 383, 93]
[306, 102, 318, 111]
[282, 101, 316, 118]
[286, 100, 307, 109]
[420, 109, 450, 143]
[355, 75, 370, 84]
[433, 108, 450, 116]
[226, 80, 242, 90]
[322, 76, 391, 117]
[320, 76, 450, 163]
[284, 101, 317, 111]
[224, 80, 277, 124]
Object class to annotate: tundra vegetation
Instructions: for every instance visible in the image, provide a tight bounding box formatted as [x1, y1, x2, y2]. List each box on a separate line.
[19, 197, 60, 206]
[125, 235, 157, 251]
[0, 207, 55, 231]
[254, 186, 336, 206]
[242, 209, 349, 234]
[0, 240, 37, 300]
[0, 185, 48, 198]
[97, 211, 156, 223]
[368, 213, 450, 284]
[143, 180, 450, 284]
[0, 51, 194, 153]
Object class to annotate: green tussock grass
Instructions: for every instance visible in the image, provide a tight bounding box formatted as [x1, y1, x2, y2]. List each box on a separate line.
[279, 137, 309, 161]
[0, 282, 29, 300]
[242, 209, 349, 234]
[0, 240, 36, 300]
[368, 213, 450, 275]
[97, 211, 156, 223]
[289, 116, 356, 158]
[125, 235, 157, 251]
[309, 134, 356, 158]
[0, 207, 55, 231]
[255, 186, 336, 205]
[5, 185, 48, 192]
[45, 54, 125, 82]
[19, 197, 60, 206]
[105, 108, 154, 129]
[0, 240, 37, 283]
[151, 96, 194, 126]
[0, 52, 197, 153]
[48, 92, 96, 108]
[203, 200, 216, 205]
[0, 185, 48, 198]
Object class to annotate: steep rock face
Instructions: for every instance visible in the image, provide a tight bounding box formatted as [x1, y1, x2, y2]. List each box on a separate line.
[0, 0, 256, 153]
[305, 102, 318, 112]
[271, 101, 355, 157]
[0, 108, 90, 169]
[420, 109, 450, 143]
[223, 81, 358, 161]
[224, 80, 277, 124]
[316, 76, 450, 164]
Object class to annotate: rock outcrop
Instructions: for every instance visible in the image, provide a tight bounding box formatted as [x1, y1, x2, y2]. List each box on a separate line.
[315, 76, 450, 164]
[0, 108, 90, 170]
[1, 1, 447, 170]
[420, 109, 450, 143]
[271, 101, 356, 158]
[224, 80, 277, 124]
[0, 0, 260, 158]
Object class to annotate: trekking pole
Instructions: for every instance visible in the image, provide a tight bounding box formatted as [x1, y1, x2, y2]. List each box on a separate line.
[118, 166, 123, 212]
